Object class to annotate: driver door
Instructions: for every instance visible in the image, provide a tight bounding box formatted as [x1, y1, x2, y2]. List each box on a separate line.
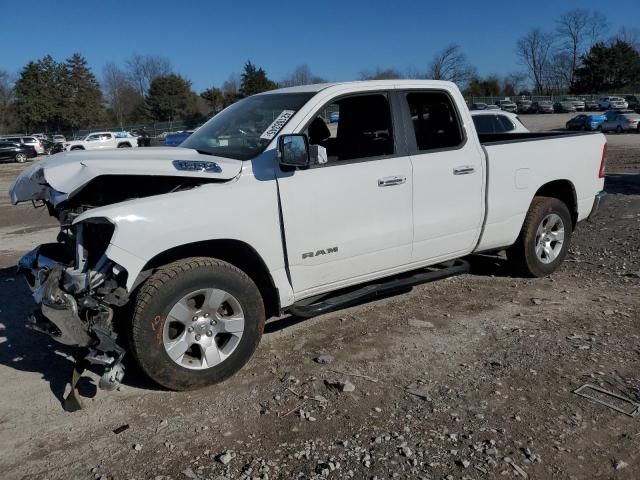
[276, 91, 413, 298]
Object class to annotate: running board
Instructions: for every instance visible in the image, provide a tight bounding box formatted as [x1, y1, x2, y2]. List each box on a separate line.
[288, 259, 469, 318]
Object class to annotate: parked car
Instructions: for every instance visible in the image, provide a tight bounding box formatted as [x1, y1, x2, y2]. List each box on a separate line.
[600, 111, 640, 133]
[50, 134, 66, 143]
[584, 99, 600, 111]
[64, 131, 138, 151]
[471, 110, 529, 134]
[486, 104, 500, 110]
[3, 136, 45, 155]
[10, 80, 607, 394]
[328, 111, 340, 122]
[469, 103, 488, 111]
[554, 101, 577, 113]
[0, 141, 38, 163]
[564, 97, 585, 111]
[624, 95, 640, 112]
[531, 101, 554, 113]
[495, 99, 517, 112]
[598, 97, 628, 110]
[516, 100, 533, 113]
[165, 131, 194, 146]
[565, 114, 607, 131]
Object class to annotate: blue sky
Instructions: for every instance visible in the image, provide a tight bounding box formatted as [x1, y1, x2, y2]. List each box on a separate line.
[1, 0, 638, 91]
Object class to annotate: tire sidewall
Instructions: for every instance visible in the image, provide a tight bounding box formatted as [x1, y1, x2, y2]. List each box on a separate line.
[524, 199, 572, 277]
[132, 262, 265, 390]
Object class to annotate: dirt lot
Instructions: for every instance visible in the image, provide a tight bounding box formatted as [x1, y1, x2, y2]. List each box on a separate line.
[0, 115, 639, 480]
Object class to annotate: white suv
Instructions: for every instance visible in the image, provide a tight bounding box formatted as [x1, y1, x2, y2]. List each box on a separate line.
[598, 97, 628, 110]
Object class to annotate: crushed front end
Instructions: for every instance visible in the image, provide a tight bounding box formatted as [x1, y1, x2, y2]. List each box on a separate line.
[18, 216, 129, 411]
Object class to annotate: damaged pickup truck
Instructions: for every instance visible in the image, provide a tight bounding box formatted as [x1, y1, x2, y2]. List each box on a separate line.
[10, 80, 607, 408]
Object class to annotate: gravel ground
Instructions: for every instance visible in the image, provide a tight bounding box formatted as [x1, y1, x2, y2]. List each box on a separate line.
[0, 117, 638, 480]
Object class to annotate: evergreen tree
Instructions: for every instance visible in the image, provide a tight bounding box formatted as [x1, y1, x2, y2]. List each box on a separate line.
[200, 86, 224, 113]
[572, 40, 640, 93]
[239, 61, 277, 97]
[63, 53, 104, 129]
[146, 73, 196, 122]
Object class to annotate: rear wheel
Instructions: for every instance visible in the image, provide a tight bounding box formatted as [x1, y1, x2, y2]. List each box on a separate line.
[130, 257, 265, 390]
[15, 152, 27, 163]
[117, 143, 131, 148]
[507, 197, 572, 277]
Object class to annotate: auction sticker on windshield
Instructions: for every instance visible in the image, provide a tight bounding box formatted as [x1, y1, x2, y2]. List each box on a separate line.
[260, 110, 296, 140]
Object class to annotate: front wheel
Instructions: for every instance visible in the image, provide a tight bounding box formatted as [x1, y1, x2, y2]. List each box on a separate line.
[130, 257, 265, 390]
[117, 143, 131, 148]
[15, 152, 27, 163]
[615, 125, 623, 134]
[507, 197, 573, 277]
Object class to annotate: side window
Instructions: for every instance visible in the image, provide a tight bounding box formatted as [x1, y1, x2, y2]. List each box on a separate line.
[472, 115, 496, 134]
[103, 133, 113, 140]
[496, 115, 515, 132]
[87, 134, 100, 141]
[406, 91, 463, 150]
[306, 93, 394, 163]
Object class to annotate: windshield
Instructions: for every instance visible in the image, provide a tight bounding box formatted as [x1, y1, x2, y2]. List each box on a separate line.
[181, 92, 314, 160]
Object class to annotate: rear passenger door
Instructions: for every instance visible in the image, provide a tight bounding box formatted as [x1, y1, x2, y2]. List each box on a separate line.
[401, 90, 485, 263]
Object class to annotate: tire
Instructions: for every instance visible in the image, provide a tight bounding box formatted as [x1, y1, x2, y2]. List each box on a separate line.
[71, 146, 84, 151]
[15, 152, 27, 163]
[507, 196, 573, 278]
[117, 142, 131, 148]
[130, 257, 265, 391]
[596, 125, 603, 132]
[615, 125, 623, 134]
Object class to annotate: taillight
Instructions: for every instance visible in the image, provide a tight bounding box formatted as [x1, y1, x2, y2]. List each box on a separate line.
[599, 143, 607, 178]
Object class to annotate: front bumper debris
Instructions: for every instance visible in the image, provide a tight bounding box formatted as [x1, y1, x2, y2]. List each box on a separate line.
[587, 191, 607, 222]
[18, 245, 126, 411]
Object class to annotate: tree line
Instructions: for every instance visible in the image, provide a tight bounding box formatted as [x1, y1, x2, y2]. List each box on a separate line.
[0, 8, 639, 134]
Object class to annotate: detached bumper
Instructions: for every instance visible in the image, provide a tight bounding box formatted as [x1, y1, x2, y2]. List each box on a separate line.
[587, 191, 607, 222]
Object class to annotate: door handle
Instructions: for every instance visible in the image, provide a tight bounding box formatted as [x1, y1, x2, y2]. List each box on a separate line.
[378, 176, 407, 187]
[453, 166, 475, 175]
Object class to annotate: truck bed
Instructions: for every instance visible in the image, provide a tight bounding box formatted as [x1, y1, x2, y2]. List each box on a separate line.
[474, 130, 606, 253]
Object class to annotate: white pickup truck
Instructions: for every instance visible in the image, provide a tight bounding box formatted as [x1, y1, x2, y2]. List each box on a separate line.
[64, 131, 138, 151]
[9, 80, 607, 405]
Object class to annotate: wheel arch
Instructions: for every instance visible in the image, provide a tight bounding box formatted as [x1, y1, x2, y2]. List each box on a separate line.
[533, 179, 578, 227]
[133, 239, 281, 318]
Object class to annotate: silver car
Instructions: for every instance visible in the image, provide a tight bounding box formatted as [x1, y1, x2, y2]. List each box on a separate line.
[601, 112, 640, 133]
[564, 97, 585, 111]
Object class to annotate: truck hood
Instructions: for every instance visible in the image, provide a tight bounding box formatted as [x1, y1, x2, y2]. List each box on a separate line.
[9, 147, 243, 205]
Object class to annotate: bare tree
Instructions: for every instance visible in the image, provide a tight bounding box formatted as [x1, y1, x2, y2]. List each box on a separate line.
[125, 53, 172, 96]
[0, 69, 14, 133]
[427, 44, 476, 86]
[103, 62, 133, 128]
[556, 9, 609, 88]
[358, 68, 402, 80]
[281, 65, 327, 86]
[516, 29, 555, 94]
[616, 26, 640, 52]
[503, 71, 529, 96]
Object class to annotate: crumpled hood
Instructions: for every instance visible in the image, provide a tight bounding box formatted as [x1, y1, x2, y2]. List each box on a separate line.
[9, 147, 243, 205]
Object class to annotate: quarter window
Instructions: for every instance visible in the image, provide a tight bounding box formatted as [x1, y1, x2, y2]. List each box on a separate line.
[406, 91, 463, 150]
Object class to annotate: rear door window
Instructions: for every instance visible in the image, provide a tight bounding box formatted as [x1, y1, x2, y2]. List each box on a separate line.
[405, 91, 463, 150]
[472, 115, 498, 134]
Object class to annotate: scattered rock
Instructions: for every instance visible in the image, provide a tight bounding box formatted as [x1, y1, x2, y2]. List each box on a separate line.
[217, 451, 233, 465]
[408, 319, 435, 328]
[614, 460, 628, 470]
[314, 354, 334, 365]
[133, 443, 142, 451]
[341, 380, 355, 392]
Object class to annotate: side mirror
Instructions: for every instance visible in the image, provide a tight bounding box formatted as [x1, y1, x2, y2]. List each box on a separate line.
[278, 134, 310, 168]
